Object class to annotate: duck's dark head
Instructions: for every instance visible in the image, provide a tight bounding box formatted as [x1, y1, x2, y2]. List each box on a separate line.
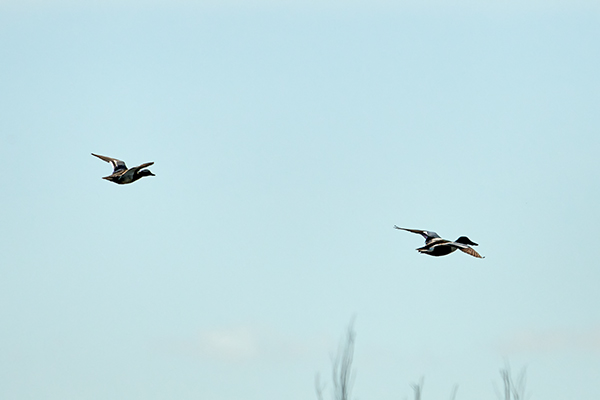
[455, 236, 478, 246]
[138, 169, 155, 178]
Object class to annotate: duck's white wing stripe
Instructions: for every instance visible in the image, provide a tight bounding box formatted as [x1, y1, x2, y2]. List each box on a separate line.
[108, 158, 127, 172]
[92, 153, 127, 173]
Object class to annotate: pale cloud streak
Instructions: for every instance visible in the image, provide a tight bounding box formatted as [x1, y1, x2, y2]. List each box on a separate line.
[163, 324, 332, 365]
[1, 0, 599, 13]
[196, 326, 260, 362]
[500, 327, 600, 355]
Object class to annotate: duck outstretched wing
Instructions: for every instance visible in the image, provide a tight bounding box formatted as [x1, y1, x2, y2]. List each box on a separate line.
[455, 244, 484, 259]
[129, 162, 154, 174]
[92, 153, 127, 173]
[394, 226, 441, 243]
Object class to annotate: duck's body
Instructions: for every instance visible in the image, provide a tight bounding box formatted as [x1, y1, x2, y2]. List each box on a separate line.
[394, 226, 484, 259]
[92, 153, 155, 185]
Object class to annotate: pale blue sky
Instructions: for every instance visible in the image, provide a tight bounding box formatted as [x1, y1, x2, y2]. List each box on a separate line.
[1, 1, 599, 400]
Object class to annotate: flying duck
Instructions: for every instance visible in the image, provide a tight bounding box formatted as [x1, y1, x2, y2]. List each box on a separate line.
[394, 225, 484, 258]
[92, 153, 155, 184]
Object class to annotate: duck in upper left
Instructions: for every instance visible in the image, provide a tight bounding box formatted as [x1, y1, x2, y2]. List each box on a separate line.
[92, 153, 155, 184]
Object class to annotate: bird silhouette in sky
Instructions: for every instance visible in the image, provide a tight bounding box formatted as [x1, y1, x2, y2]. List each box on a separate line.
[394, 226, 484, 258]
[92, 153, 155, 185]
